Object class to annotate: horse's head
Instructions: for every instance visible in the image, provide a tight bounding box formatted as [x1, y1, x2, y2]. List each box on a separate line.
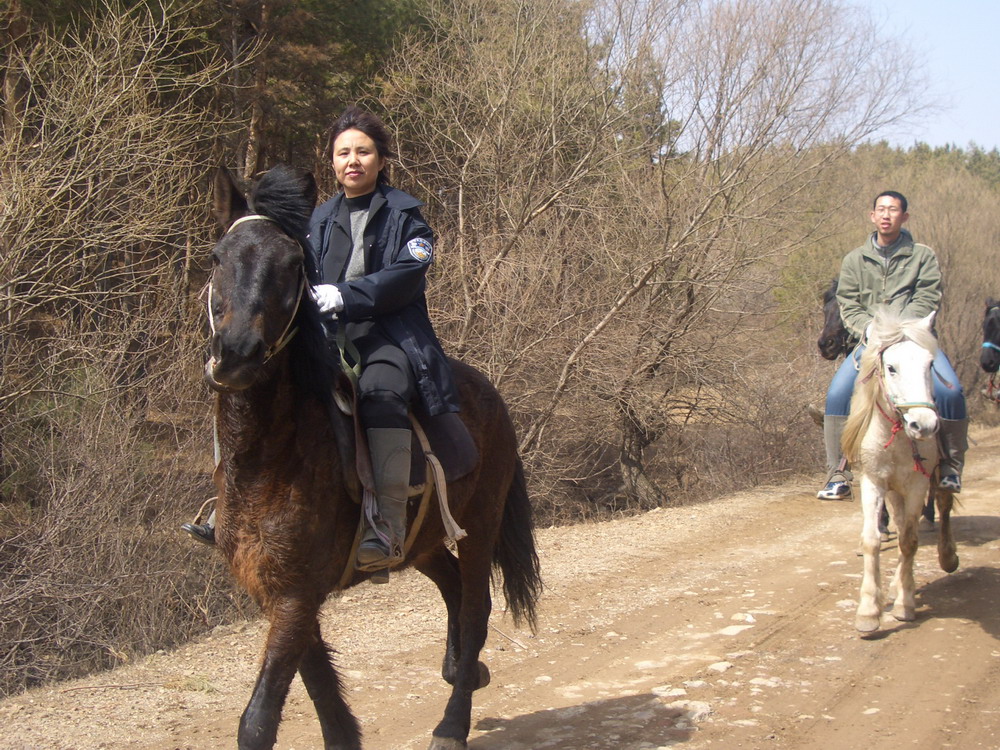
[981, 298, 1000, 374]
[817, 278, 850, 360]
[205, 166, 318, 392]
[869, 311, 939, 441]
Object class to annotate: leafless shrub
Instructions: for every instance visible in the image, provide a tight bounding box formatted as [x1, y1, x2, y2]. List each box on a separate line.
[383, 0, 918, 516]
[0, 2, 251, 696]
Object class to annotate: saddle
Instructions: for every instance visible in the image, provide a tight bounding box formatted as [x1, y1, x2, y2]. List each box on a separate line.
[332, 377, 479, 494]
[331, 376, 477, 587]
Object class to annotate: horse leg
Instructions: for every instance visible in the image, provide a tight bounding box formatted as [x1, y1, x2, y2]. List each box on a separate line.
[921, 484, 935, 525]
[415, 548, 491, 690]
[856, 476, 885, 633]
[297, 622, 362, 750]
[936, 488, 960, 573]
[428, 545, 494, 750]
[890, 495, 921, 622]
[239, 599, 318, 750]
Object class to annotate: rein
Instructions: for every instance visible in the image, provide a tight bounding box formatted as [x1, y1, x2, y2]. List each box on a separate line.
[986, 373, 1000, 402]
[208, 215, 305, 365]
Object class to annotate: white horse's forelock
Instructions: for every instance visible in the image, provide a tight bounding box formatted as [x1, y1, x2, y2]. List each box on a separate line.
[869, 308, 938, 355]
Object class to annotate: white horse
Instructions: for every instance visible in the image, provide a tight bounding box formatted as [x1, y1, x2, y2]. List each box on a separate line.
[841, 310, 959, 633]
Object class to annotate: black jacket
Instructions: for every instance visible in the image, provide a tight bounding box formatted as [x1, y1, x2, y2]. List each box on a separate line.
[306, 184, 459, 415]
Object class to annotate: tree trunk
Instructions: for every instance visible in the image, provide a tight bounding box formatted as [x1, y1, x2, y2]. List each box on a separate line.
[617, 403, 668, 509]
[1, 0, 31, 142]
[243, 3, 270, 180]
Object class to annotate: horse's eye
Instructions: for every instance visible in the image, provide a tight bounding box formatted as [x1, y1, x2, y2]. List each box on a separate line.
[887, 365, 897, 375]
[211, 252, 221, 267]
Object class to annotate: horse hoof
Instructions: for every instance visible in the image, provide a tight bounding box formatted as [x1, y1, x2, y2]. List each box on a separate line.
[940, 553, 959, 573]
[855, 614, 880, 633]
[891, 607, 915, 622]
[477, 661, 491, 690]
[428, 737, 467, 750]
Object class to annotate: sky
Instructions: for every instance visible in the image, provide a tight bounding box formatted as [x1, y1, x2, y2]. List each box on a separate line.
[855, 0, 1000, 152]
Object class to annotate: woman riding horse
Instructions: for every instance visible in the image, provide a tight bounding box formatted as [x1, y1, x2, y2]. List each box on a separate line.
[201, 163, 540, 749]
[186, 106, 458, 571]
[308, 106, 458, 570]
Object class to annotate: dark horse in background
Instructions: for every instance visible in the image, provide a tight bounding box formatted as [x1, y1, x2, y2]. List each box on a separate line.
[204, 165, 541, 750]
[808, 278, 855, 426]
[982, 298, 1000, 401]
[817, 278, 857, 360]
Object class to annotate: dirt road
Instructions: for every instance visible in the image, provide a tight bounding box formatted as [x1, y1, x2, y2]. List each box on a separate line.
[2, 427, 999, 750]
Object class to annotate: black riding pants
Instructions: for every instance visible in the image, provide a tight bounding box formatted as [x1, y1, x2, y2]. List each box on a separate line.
[349, 324, 415, 430]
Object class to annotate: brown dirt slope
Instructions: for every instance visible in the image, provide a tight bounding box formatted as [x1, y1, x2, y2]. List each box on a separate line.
[2, 427, 1000, 750]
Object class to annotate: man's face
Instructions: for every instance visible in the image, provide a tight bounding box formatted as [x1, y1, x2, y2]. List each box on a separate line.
[870, 195, 908, 241]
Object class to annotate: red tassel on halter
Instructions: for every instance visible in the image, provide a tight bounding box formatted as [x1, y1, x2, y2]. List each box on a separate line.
[883, 419, 903, 448]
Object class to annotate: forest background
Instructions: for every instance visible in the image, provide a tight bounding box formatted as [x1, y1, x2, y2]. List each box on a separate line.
[2, 0, 999, 697]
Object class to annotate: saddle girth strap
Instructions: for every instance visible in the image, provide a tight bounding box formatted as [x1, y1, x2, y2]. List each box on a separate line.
[333, 417, 467, 591]
[412, 416, 468, 544]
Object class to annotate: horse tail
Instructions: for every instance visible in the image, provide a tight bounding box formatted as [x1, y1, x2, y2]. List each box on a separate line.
[493, 456, 542, 633]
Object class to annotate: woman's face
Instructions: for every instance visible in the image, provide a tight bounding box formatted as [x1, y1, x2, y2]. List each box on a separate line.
[332, 128, 385, 198]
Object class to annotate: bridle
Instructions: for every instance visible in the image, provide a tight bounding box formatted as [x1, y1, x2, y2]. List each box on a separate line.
[862, 344, 937, 477]
[207, 214, 306, 365]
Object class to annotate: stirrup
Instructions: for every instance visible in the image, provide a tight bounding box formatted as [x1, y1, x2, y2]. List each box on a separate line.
[355, 530, 403, 572]
[181, 521, 216, 545]
[938, 474, 961, 493]
[817, 480, 851, 500]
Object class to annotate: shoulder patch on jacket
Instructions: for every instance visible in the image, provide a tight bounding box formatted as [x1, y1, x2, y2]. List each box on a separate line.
[407, 237, 433, 262]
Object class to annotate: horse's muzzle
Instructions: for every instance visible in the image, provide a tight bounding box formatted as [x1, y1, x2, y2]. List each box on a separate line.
[903, 407, 938, 441]
[204, 357, 237, 392]
[204, 355, 263, 392]
[981, 350, 1000, 374]
[817, 337, 841, 360]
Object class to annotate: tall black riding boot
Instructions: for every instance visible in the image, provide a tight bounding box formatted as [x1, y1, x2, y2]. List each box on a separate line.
[356, 428, 411, 571]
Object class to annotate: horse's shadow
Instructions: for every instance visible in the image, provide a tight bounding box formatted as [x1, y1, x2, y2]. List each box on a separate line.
[470, 692, 698, 748]
[944, 513, 1000, 548]
[871, 515, 1000, 641]
[903, 565, 1000, 641]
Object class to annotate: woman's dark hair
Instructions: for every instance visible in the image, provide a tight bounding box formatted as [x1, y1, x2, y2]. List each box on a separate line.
[327, 105, 395, 186]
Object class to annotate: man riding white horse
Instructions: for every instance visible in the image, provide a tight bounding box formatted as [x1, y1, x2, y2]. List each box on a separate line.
[817, 190, 968, 500]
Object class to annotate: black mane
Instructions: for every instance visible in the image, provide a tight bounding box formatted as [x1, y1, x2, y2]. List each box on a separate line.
[248, 165, 339, 399]
[250, 164, 319, 282]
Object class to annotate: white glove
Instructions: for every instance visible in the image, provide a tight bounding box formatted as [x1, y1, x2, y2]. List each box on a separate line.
[311, 284, 344, 314]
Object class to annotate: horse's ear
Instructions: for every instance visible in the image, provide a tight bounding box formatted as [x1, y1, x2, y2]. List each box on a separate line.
[987, 297, 998, 309]
[212, 166, 249, 230]
[920, 311, 936, 331]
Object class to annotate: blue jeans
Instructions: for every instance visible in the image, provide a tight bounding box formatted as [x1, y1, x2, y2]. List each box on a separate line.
[825, 344, 967, 420]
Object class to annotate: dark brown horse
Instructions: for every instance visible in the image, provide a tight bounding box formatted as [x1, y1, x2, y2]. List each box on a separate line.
[204, 165, 541, 750]
[817, 278, 856, 360]
[982, 298, 1000, 373]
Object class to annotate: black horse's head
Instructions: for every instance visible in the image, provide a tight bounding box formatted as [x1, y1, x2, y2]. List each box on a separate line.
[817, 278, 851, 360]
[205, 165, 319, 392]
[982, 297, 1000, 374]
